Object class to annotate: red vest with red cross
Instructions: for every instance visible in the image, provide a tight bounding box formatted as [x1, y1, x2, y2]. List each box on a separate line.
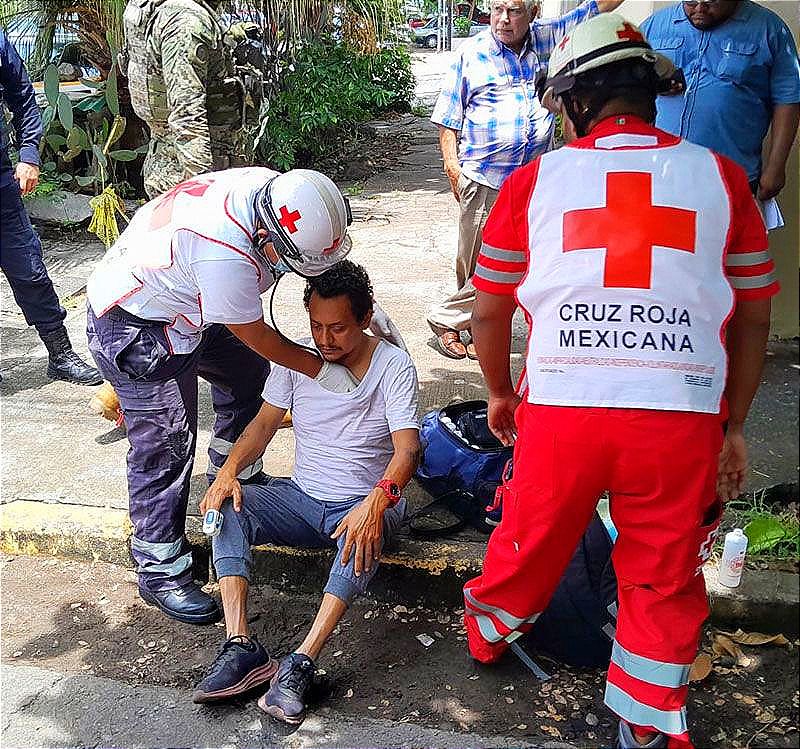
[516, 130, 735, 414]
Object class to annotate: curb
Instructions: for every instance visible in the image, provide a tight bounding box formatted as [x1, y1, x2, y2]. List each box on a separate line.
[2, 500, 797, 636]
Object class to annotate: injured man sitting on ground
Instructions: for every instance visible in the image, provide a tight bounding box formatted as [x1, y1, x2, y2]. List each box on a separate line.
[193, 260, 420, 723]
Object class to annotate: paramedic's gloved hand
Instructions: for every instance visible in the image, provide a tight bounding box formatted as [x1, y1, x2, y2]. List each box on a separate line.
[314, 360, 360, 393]
[487, 392, 521, 447]
[369, 301, 407, 351]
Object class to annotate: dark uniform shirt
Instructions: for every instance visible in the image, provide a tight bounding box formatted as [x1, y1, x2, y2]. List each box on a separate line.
[0, 30, 42, 188]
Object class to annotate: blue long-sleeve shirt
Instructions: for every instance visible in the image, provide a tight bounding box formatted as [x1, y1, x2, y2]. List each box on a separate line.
[0, 29, 42, 188]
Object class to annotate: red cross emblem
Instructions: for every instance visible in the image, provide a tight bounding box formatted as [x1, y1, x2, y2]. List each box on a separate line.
[562, 172, 696, 289]
[558, 34, 570, 52]
[278, 205, 302, 234]
[149, 177, 212, 230]
[321, 237, 341, 256]
[616, 22, 644, 43]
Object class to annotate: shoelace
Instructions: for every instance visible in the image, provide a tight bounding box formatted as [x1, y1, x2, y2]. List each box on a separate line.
[206, 636, 254, 678]
[279, 658, 313, 694]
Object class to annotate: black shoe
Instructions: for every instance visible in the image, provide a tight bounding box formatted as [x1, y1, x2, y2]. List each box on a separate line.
[40, 326, 103, 385]
[258, 652, 316, 724]
[138, 580, 222, 625]
[193, 635, 278, 703]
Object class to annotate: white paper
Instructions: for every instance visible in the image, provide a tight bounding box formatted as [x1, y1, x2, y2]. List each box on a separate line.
[759, 198, 784, 231]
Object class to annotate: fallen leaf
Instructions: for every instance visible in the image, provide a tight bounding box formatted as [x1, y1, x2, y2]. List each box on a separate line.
[712, 633, 744, 661]
[586, 713, 599, 726]
[719, 629, 790, 647]
[345, 689, 353, 698]
[689, 652, 713, 682]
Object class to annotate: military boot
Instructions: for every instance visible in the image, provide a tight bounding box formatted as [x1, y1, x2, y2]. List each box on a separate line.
[40, 326, 103, 385]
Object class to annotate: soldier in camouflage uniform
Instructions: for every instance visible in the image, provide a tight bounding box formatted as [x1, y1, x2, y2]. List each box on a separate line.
[121, 0, 247, 198]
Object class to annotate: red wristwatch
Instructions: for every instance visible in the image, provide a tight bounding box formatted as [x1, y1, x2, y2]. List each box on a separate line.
[375, 479, 402, 506]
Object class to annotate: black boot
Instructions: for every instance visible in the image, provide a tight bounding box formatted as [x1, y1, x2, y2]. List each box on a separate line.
[40, 326, 103, 385]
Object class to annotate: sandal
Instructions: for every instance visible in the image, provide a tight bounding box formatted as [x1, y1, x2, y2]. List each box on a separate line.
[434, 331, 467, 359]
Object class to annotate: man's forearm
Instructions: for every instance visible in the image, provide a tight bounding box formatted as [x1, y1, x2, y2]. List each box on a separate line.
[764, 104, 800, 176]
[438, 125, 460, 171]
[472, 294, 516, 396]
[227, 320, 322, 378]
[724, 299, 772, 427]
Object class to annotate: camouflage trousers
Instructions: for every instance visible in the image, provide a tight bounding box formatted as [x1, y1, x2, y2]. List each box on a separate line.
[142, 134, 249, 199]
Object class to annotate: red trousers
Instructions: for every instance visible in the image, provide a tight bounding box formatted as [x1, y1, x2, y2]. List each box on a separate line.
[464, 403, 724, 749]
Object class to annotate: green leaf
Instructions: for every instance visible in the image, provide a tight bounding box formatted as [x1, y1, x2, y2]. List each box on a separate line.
[744, 515, 789, 554]
[44, 65, 60, 106]
[62, 146, 83, 162]
[75, 175, 96, 187]
[42, 161, 57, 173]
[75, 94, 107, 113]
[79, 78, 105, 89]
[136, 143, 150, 155]
[46, 134, 67, 150]
[59, 173, 73, 182]
[105, 65, 120, 116]
[57, 94, 74, 132]
[66, 127, 83, 150]
[92, 143, 108, 169]
[108, 149, 139, 161]
[42, 106, 55, 134]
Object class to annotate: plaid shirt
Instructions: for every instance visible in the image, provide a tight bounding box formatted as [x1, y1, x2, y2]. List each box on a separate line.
[432, 0, 598, 190]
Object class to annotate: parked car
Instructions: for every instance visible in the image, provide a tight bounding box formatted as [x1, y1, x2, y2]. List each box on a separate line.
[456, 2, 490, 24]
[411, 16, 488, 48]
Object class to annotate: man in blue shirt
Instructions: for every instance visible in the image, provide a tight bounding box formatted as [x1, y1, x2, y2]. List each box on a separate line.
[0, 30, 101, 384]
[641, 0, 800, 201]
[427, 0, 623, 360]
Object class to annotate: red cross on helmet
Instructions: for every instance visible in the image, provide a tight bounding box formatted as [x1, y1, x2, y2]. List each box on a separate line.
[538, 14, 676, 113]
[254, 169, 353, 277]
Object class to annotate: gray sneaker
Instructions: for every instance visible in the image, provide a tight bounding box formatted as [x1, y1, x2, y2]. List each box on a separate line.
[258, 652, 316, 724]
[617, 721, 668, 749]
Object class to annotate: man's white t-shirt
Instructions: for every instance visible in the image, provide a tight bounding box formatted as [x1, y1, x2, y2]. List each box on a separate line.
[262, 338, 419, 502]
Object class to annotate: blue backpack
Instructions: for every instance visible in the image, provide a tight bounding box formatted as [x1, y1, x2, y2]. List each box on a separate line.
[415, 400, 512, 533]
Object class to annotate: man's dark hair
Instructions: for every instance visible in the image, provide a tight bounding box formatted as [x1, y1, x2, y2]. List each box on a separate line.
[303, 260, 374, 323]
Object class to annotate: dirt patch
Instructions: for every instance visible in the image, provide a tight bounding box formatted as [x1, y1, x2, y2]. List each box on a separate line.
[2, 556, 798, 748]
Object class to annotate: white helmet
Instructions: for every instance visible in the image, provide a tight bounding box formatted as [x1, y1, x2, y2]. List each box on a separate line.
[539, 14, 675, 113]
[254, 169, 352, 277]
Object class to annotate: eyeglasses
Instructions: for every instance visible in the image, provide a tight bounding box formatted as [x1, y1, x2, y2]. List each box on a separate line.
[683, 1, 720, 5]
[490, 4, 526, 18]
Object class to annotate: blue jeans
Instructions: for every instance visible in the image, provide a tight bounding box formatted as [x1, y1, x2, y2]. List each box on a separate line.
[212, 477, 407, 604]
[0, 181, 66, 335]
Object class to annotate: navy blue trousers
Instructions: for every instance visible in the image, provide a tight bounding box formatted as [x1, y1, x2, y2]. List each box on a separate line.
[0, 180, 66, 334]
[86, 304, 269, 591]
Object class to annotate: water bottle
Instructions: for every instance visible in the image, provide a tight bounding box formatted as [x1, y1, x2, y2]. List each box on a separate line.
[718, 528, 748, 587]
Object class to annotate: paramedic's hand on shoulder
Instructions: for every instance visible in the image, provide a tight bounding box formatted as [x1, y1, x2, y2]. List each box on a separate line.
[200, 468, 243, 514]
[488, 390, 521, 447]
[331, 488, 388, 577]
[369, 301, 407, 351]
[315, 360, 360, 393]
[716, 425, 748, 503]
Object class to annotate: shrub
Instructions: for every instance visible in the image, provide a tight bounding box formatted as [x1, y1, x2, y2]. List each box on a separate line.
[454, 16, 471, 37]
[256, 41, 414, 171]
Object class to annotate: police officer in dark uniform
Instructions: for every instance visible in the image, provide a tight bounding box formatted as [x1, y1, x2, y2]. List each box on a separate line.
[0, 30, 101, 385]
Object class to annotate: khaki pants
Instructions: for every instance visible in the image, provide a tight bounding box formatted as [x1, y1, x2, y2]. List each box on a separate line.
[427, 174, 499, 334]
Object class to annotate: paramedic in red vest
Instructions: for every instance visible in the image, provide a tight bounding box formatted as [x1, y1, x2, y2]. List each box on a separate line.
[86, 168, 374, 626]
[463, 15, 777, 749]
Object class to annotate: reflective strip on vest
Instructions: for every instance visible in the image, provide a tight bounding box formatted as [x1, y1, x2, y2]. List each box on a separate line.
[131, 535, 192, 577]
[604, 682, 688, 737]
[611, 641, 691, 689]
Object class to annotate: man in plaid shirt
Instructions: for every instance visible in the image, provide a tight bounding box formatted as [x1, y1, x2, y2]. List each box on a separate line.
[427, 0, 623, 360]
